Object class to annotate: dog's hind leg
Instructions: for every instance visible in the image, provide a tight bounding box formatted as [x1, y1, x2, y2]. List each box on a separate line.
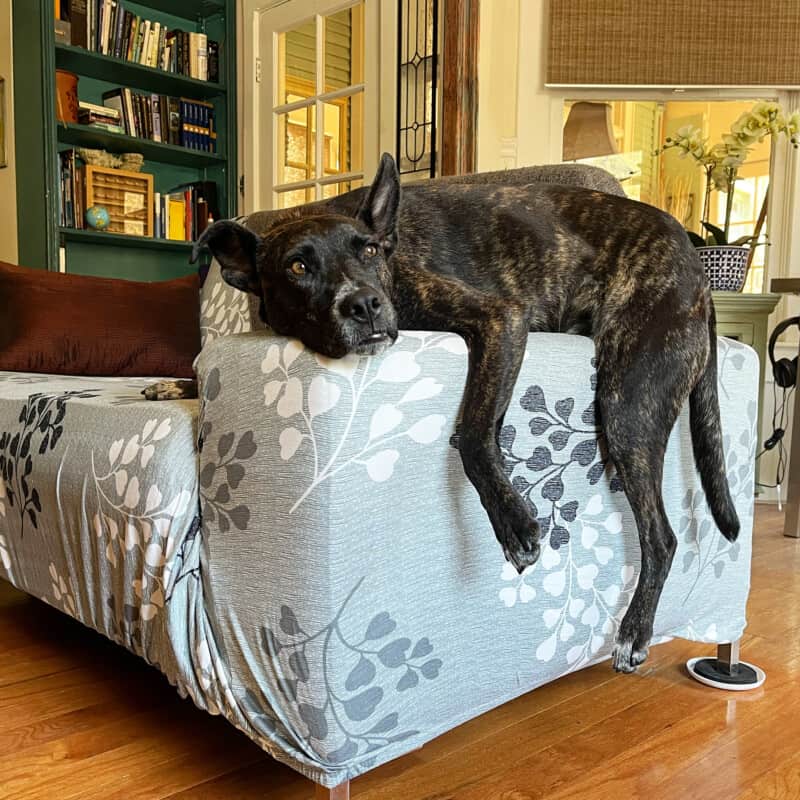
[596, 319, 707, 673]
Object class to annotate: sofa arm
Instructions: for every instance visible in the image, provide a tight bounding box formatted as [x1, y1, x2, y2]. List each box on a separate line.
[192, 328, 758, 786]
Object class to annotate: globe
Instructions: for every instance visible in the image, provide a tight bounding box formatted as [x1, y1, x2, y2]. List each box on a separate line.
[85, 205, 111, 231]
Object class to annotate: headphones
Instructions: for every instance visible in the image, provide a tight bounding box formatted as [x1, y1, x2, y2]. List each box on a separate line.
[768, 316, 800, 389]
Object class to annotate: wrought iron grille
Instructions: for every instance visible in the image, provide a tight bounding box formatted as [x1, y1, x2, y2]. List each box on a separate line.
[396, 0, 439, 178]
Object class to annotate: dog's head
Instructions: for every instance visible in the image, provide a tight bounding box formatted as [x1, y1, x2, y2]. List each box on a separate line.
[194, 153, 401, 358]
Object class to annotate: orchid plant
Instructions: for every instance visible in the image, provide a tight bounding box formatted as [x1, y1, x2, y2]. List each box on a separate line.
[655, 102, 800, 247]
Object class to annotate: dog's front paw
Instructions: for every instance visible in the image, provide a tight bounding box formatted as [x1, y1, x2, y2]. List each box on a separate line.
[611, 632, 650, 674]
[142, 380, 198, 401]
[495, 501, 541, 573]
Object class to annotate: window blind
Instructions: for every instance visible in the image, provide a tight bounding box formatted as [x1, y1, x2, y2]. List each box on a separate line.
[547, 0, 800, 87]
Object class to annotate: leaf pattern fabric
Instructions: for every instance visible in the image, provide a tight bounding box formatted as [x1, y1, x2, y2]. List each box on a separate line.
[0, 329, 758, 789]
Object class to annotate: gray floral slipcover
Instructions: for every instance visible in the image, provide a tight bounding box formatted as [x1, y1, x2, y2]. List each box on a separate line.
[0, 285, 758, 786]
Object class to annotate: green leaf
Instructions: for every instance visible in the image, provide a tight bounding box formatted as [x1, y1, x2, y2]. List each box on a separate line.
[686, 230, 707, 248]
[701, 221, 728, 246]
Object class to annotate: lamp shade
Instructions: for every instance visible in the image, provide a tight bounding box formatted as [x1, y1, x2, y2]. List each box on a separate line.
[562, 102, 618, 161]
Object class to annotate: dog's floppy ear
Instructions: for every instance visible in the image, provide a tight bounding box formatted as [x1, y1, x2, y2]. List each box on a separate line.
[357, 152, 400, 248]
[191, 220, 261, 295]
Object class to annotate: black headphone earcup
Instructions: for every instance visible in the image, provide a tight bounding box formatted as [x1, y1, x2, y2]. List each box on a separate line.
[774, 357, 797, 389]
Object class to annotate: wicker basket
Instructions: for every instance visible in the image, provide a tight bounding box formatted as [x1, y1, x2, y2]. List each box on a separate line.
[696, 245, 750, 292]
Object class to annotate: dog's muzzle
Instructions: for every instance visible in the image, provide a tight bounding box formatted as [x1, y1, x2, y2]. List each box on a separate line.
[338, 287, 397, 354]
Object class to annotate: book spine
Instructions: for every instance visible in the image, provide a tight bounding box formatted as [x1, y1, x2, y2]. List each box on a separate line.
[154, 191, 161, 239]
[184, 188, 192, 240]
[148, 21, 160, 68]
[182, 30, 190, 76]
[122, 87, 135, 135]
[179, 98, 187, 147]
[168, 96, 180, 146]
[102, 0, 112, 55]
[139, 20, 150, 65]
[189, 31, 197, 79]
[69, 0, 88, 48]
[125, 14, 136, 61]
[207, 40, 219, 83]
[113, 1, 125, 58]
[105, 0, 116, 55]
[151, 94, 162, 143]
[158, 25, 167, 71]
[197, 33, 208, 81]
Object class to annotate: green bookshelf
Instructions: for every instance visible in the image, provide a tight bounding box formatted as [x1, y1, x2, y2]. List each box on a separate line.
[13, 0, 237, 281]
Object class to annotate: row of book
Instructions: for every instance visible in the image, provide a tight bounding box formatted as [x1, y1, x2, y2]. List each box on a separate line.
[154, 182, 220, 242]
[93, 89, 217, 152]
[56, 0, 220, 83]
[58, 149, 220, 243]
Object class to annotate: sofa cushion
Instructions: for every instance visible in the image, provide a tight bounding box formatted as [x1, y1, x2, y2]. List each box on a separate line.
[0, 262, 200, 377]
[0, 370, 199, 656]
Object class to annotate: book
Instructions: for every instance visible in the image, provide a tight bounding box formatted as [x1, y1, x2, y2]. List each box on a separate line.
[79, 100, 120, 118]
[113, 2, 126, 59]
[101, 89, 128, 134]
[139, 20, 151, 65]
[69, 0, 88, 48]
[207, 40, 219, 83]
[198, 33, 208, 81]
[148, 21, 160, 68]
[167, 195, 185, 240]
[151, 94, 162, 143]
[154, 191, 161, 238]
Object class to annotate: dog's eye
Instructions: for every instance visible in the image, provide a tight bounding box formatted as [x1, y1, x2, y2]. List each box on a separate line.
[363, 244, 378, 258]
[289, 261, 307, 276]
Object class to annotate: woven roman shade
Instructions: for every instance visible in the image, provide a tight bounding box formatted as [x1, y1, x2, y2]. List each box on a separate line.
[547, 0, 800, 87]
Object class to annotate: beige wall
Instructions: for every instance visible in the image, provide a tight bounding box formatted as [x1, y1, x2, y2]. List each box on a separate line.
[0, 0, 17, 263]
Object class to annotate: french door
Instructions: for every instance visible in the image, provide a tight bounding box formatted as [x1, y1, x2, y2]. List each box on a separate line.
[241, 0, 380, 212]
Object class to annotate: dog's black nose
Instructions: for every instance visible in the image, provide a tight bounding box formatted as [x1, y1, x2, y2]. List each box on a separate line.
[343, 288, 382, 324]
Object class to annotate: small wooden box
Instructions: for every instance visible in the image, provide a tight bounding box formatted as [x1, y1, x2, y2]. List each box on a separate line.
[84, 165, 154, 238]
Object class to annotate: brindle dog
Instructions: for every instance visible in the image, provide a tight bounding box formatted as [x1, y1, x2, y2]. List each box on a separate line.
[145, 154, 739, 673]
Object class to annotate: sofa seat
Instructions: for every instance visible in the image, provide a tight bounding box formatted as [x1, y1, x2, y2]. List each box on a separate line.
[0, 372, 200, 664]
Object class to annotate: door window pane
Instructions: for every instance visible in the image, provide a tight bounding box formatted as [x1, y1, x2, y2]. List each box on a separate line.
[323, 94, 363, 175]
[277, 188, 314, 209]
[324, 5, 364, 92]
[277, 106, 316, 185]
[278, 20, 316, 104]
[322, 179, 363, 199]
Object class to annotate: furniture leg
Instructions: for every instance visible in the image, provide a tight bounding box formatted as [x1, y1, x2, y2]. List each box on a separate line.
[315, 780, 350, 799]
[686, 639, 765, 690]
[716, 640, 741, 675]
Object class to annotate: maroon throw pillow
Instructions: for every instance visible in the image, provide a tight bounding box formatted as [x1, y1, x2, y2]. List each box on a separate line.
[0, 262, 200, 378]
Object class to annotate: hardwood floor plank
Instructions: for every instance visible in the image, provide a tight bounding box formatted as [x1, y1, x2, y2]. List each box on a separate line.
[0, 506, 797, 799]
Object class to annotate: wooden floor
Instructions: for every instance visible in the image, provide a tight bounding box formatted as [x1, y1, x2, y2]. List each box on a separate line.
[1, 506, 799, 799]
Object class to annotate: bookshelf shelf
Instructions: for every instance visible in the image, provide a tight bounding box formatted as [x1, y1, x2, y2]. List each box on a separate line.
[59, 227, 194, 251]
[57, 122, 226, 168]
[55, 44, 226, 99]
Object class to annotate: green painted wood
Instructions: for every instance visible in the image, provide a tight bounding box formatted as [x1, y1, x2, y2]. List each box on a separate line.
[13, 1, 59, 269]
[57, 123, 226, 167]
[59, 227, 194, 252]
[55, 44, 226, 99]
[64, 241, 195, 281]
[129, 0, 225, 18]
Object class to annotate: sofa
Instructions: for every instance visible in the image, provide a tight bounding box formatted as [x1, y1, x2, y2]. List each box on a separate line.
[0, 165, 759, 797]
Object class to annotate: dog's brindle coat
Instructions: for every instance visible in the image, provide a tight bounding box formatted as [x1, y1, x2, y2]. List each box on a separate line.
[147, 154, 739, 673]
